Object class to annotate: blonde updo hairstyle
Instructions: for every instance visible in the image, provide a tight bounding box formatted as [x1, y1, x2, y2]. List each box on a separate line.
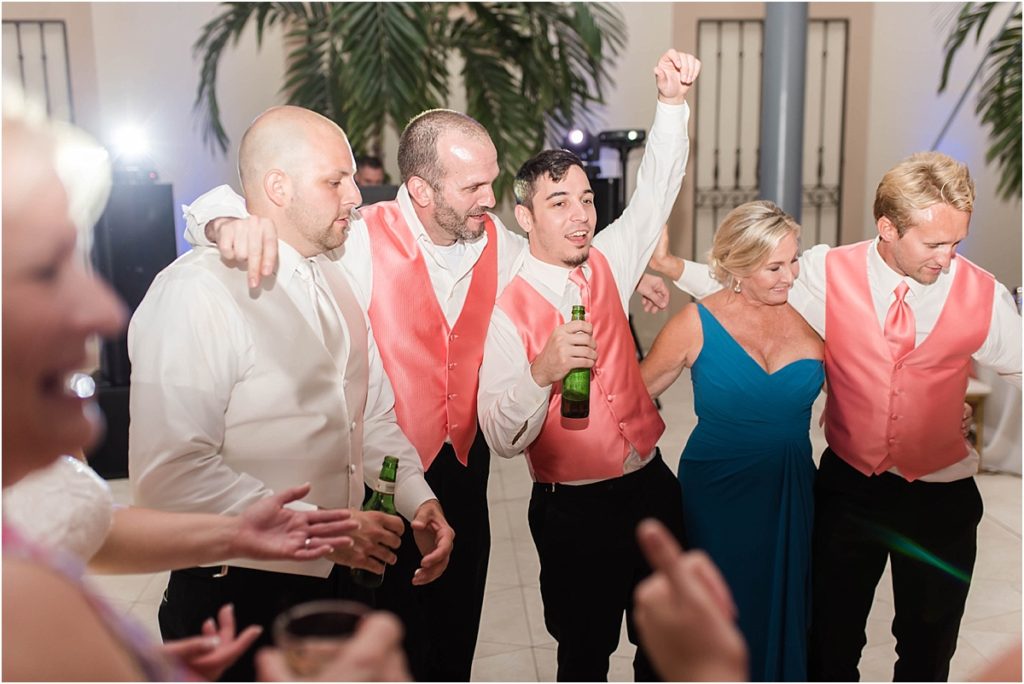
[708, 200, 799, 290]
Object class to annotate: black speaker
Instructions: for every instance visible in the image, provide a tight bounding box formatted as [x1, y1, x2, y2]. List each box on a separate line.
[85, 383, 130, 479]
[91, 183, 177, 386]
[590, 177, 622, 234]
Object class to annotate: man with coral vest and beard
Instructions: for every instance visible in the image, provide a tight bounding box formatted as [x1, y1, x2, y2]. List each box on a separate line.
[666, 152, 1022, 681]
[478, 49, 700, 682]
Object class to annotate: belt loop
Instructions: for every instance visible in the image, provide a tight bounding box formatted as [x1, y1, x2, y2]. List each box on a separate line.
[212, 565, 230, 578]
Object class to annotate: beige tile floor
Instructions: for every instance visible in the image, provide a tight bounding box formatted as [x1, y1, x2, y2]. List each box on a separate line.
[91, 366, 1020, 682]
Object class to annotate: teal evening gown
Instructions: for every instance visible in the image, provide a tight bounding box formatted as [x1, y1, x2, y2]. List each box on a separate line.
[679, 303, 823, 681]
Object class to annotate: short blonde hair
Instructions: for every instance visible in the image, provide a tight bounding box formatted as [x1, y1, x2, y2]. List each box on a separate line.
[873, 151, 974, 236]
[708, 200, 799, 289]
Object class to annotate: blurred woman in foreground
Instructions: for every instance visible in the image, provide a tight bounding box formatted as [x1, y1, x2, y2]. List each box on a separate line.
[1, 95, 408, 681]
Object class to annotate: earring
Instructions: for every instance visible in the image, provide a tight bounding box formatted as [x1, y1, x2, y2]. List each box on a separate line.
[733, 280, 742, 293]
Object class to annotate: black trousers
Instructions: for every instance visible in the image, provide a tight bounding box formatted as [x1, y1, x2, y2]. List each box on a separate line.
[159, 563, 372, 681]
[808, 449, 984, 682]
[528, 452, 687, 682]
[374, 427, 491, 681]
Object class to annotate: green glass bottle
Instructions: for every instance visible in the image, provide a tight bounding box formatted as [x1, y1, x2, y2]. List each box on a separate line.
[561, 305, 590, 419]
[351, 455, 398, 588]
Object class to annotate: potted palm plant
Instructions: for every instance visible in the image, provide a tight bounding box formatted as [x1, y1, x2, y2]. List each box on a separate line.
[193, 2, 625, 200]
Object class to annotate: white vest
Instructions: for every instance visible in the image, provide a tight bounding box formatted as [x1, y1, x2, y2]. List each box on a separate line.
[194, 249, 368, 577]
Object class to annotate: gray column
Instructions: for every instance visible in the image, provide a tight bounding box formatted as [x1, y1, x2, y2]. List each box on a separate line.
[759, 3, 807, 222]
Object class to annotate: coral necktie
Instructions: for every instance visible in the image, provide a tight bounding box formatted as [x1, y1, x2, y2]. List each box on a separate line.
[568, 266, 591, 311]
[883, 281, 915, 360]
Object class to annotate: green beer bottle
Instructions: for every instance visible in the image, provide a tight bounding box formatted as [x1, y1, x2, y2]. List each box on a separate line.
[561, 305, 590, 419]
[352, 455, 399, 588]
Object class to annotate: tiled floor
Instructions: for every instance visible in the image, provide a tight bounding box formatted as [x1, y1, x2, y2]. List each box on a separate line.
[92, 367, 1021, 681]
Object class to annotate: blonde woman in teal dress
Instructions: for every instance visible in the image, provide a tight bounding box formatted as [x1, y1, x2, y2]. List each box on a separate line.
[641, 201, 824, 681]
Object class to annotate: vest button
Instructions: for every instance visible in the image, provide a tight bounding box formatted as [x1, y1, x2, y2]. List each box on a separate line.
[618, 422, 626, 430]
[447, 393, 457, 400]
[448, 362, 457, 370]
[607, 394, 615, 402]
[594, 367, 602, 376]
[349, 464, 357, 474]
[888, 438, 897, 445]
[350, 421, 357, 431]
[450, 423, 459, 430]
[449, 333, 459, 341]
[891, 414, 899, 421]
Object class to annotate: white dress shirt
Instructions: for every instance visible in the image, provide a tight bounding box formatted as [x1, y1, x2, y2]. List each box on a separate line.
[128, 240, 434, 521]
[478, 101, 691, 482]
[674, 238, 1022, 481]
[184, 185, 528, 327]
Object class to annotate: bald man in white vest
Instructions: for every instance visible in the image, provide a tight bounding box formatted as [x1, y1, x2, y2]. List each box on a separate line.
[128, 106, 452, 680]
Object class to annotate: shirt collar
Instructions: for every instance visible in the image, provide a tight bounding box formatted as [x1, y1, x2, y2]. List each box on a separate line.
[868, 237, 952, 299]
[522, 251, 589, 296]
[276, 240, 306, 289]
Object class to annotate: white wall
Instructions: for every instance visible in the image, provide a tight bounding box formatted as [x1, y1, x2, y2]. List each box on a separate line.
[88, 2, 286, 253]
[863, 2, 1022, 289]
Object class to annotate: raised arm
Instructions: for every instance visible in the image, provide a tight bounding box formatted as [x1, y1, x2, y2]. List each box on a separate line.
[594, 49, 699, 305]
[641, 303, 703, 398]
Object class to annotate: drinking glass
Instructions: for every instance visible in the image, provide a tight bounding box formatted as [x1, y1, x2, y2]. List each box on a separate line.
[273, 599, 370, 676]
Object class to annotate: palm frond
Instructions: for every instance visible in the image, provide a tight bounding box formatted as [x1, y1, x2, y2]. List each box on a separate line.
[940, 2, 1022, 201]
[192, 1, 625, 200]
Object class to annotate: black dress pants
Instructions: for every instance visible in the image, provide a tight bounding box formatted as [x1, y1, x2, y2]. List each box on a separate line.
[808, 449, 984, 682]
[159, 563, 371, 681]
[374, 427, 491, 681]
[528, 452, 687, 682]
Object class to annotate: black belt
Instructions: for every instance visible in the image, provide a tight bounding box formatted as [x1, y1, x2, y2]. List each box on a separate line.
[531, 450, 664, 499]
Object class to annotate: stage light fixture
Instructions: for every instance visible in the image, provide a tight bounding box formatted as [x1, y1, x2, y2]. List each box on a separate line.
[561, 127, 597, 161]
[110, 124, 158, 184]
[112, 124, 150, 159]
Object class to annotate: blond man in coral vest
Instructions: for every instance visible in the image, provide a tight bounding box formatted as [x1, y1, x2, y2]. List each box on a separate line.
[478, 49, 699, 681]
[662, 152, 1021, 681]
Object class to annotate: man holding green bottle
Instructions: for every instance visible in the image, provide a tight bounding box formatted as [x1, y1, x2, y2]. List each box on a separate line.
[477, 48, 699, 681]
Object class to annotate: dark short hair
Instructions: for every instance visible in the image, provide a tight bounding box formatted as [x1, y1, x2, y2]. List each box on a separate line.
[397, 109, 490, 188]
[513, 149, 586, 209]
[355, 155, 384, 170]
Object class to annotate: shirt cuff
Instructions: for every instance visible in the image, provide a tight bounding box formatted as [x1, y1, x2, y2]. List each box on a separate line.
[395, 477, 436, 522]
[513, 368, 553, 418]
[654, 99, 690, 125]
[673, 260, 714, 296]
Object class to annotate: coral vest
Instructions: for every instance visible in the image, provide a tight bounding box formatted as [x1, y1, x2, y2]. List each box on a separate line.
[362, 201, 498, 470]
[197, 249, 368, 577]
[823, 241, 994, 481]
[496, 249, 665, 483]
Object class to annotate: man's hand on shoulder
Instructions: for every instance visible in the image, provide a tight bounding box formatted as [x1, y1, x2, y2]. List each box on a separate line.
[654, 49, 702, 105]
[206, 216, 279, 288]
